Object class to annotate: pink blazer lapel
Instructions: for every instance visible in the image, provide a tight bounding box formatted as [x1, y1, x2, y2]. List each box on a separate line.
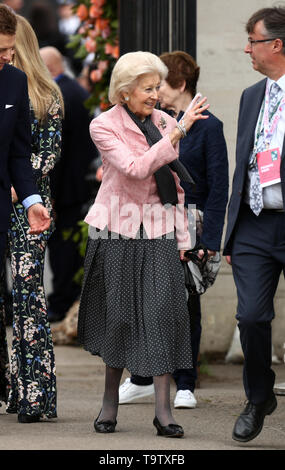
[117, 105, 145, 138]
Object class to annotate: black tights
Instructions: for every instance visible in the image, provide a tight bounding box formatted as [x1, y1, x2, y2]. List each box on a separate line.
[98, 366, 176, 426]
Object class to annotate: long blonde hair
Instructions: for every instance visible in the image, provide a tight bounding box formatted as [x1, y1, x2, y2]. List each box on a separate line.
[13, 15, 64, 122]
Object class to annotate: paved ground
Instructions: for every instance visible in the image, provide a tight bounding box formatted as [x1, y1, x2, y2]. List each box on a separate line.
[1, 327, 285, 453]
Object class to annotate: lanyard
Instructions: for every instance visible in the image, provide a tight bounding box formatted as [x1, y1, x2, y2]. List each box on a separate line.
[263, 80, 285, 146]
[249, 82, 285, 169]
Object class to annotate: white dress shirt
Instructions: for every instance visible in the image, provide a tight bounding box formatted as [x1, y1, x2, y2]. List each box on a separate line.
[22, 194, 42, 210]
[245, 74, 285, 209]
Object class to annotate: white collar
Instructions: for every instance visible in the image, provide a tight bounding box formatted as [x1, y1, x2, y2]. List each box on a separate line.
[267, 74, 285, 93]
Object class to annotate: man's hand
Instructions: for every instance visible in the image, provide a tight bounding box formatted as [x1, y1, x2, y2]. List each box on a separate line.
[225, 255, 232, 265]
[27, 203, 51, 234]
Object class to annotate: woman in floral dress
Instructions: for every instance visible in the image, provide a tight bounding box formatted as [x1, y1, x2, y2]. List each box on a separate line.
[2, 15, 63, 423]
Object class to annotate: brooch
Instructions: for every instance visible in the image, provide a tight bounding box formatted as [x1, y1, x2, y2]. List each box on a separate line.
[158, 116, 167, 129]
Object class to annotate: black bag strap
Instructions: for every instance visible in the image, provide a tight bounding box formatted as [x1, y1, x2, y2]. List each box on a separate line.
[184, 243, 208, 269]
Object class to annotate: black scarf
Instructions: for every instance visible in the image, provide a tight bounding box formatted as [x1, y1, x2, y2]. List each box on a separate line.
[124, 105, 195, 205]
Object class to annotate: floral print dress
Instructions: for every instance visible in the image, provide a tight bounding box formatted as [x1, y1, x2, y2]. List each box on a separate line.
[0, 95, 62, 418]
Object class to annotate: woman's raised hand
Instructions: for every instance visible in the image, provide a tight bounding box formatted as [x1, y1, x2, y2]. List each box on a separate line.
[181, 96, 210, 132]
[169, 95, 210, 146]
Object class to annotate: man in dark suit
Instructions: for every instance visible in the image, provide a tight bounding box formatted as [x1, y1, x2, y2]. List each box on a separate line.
[0, 5, 50, 274]
[224, 6, 285, 442]
[40, 46, 100, 322]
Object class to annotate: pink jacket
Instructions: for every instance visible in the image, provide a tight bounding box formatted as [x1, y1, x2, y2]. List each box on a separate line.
[85, 104, 191, 250]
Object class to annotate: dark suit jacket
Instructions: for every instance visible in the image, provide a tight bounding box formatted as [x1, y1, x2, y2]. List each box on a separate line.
[0, 64, 38, 232]
[223, 78, 285, 254]
[50, 74, 98, 227]
[178, 110, 229, 251]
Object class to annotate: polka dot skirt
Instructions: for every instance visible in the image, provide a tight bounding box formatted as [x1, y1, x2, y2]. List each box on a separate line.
[78, 227, 193, 377]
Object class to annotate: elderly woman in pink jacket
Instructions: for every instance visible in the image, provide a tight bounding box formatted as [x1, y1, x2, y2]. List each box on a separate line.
[78, 51, 209, 438]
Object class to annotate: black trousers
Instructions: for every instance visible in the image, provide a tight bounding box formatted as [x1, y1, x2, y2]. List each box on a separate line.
[47, 226, 82, 315]
[231, 203, 285, 404]
[131, 294, 202, 392]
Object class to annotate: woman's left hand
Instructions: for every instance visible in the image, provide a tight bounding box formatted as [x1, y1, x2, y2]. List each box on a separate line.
[179, 250, 190, 261]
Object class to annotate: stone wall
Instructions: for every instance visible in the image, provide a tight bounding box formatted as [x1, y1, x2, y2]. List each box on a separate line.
[197, 0, 285, 358]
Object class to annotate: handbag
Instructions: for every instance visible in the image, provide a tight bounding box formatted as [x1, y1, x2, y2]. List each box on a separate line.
[182, 210, 221, 296]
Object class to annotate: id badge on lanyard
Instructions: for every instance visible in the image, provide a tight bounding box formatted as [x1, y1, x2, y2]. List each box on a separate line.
[256, 147, 281, 187]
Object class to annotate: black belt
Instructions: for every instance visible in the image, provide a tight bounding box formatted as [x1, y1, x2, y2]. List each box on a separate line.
[262, 208, 284, 213]
[243, 202, 284, 213]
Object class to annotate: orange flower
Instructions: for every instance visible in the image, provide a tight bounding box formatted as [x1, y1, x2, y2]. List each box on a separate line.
[112, 45, 119, 59]
[105, 43, 119, 58]
[85, 37, 97, 53]
[76, 4, 89, 21]
[96, 18, 109, 31]
[89, 5, 103, 18]
[91, 0, 106, 6]
[100, 99, 110, 111]
[90, 69, 103, 82]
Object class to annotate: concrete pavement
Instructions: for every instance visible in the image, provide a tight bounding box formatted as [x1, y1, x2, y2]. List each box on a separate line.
[1, 327, 285, 452]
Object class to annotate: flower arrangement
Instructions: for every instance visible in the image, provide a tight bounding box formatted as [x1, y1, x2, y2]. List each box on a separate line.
[65, 1, 119, 285]
[67, 0, 119, 113]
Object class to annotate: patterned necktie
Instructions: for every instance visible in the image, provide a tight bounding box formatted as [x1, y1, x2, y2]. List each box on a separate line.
[249, 82, 281, 215]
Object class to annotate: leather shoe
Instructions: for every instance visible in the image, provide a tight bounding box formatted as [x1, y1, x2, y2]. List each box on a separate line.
[18, 414, 41, 423]
[94, 411, 117, 433]
[153, 416, 184, 438]
[232, 392, 277, 442]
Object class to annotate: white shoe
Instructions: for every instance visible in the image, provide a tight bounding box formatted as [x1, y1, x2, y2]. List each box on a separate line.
[174, 390, 197, 408]
[119, 378, 155, 404]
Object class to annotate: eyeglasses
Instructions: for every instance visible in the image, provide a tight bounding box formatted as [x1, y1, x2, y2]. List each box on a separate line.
[247, 38, 276, 46]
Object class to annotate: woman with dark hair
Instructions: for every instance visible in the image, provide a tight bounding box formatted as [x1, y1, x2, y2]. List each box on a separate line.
[119, 50, 229, 411]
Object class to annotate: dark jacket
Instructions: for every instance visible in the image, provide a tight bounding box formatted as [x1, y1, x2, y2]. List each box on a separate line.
[223, 78, 285, 254]
[0, 64, 38, 232]
[178, 110, 229, 251]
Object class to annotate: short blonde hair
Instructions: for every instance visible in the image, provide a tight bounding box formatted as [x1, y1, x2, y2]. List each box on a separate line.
[108, 51, 168, 104]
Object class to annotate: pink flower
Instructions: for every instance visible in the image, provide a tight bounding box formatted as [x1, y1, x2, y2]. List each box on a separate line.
[85, 37, 97, 53]
[102, 26, 111, 39]
[78, 25, 87, 35]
